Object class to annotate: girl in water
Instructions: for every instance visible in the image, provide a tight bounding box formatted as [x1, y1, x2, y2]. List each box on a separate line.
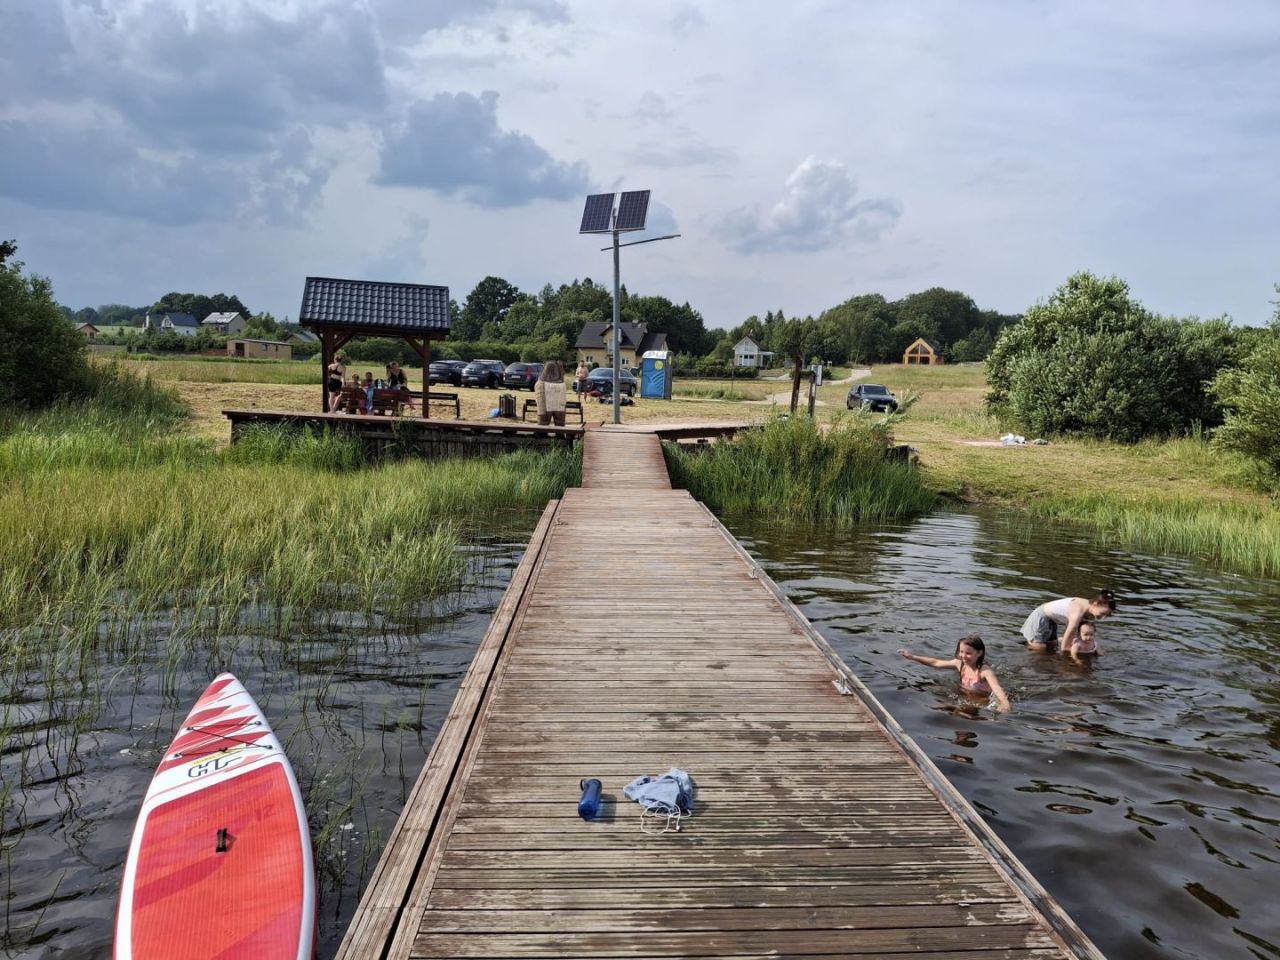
[1021, 590, 1116, 652]
[899, 635, 1011, 712]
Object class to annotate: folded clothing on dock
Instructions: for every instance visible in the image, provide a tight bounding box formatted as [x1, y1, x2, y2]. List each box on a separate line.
[623, 767, 695, 815]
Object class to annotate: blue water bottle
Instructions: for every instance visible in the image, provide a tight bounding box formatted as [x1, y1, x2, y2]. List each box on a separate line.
[578, 778, 602, 820]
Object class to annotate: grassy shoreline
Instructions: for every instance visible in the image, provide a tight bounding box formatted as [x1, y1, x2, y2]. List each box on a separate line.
[23, 355, 1278, 582]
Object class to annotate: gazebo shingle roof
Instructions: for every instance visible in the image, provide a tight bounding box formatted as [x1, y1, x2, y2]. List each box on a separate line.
[299, 277, 451, 333]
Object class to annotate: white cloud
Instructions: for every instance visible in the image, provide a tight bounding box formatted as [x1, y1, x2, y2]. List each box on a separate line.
[723, 157, 901, 254]
[376, 91, 591, 207]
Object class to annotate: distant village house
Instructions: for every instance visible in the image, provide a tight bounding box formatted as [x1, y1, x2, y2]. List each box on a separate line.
[202, 311, 247, 335]
[575, 321, 668, 370]
[143, 312, 200, 337]
[228, 339, 292, 360]
[733, 335, 773, 368]
[903, 337, 944, 365]
[78, 322, 99, 338]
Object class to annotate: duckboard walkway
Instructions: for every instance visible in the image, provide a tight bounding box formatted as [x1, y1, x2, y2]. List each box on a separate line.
[336, 429, 1104, 959]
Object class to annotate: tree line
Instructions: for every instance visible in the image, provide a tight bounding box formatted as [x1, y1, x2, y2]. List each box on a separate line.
[23, 240, 1278, 482]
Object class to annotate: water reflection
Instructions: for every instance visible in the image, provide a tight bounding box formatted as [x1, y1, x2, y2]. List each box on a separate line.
[730, 509, 1280, 960]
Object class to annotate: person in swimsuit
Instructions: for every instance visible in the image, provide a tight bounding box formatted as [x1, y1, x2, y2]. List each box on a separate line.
[899, 635, 1010, 712]
[1021, 590, 1116, 652]
[326, 354, 347, 411]
[1066, 621, 1102, 659]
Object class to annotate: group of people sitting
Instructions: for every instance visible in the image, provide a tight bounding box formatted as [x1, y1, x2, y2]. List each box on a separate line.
[326, 355, 413, 414]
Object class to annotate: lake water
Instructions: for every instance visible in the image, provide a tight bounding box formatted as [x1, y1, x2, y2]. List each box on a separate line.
[730, 510, 1280, 960]
[3, 510, 1278, 958]
[0, 530, 529, 960]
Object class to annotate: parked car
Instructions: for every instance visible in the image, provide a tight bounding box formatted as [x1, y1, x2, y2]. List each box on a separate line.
[461, 359, 506, 388]
[502, 362, 544, 390]
[846, 383, 898, 412]
[583, 367, 638, 397]
[428, 359, 467, 386]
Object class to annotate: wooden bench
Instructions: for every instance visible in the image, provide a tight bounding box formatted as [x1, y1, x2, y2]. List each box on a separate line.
[333, 387, 461, 419]
[521, 398, 584, 424]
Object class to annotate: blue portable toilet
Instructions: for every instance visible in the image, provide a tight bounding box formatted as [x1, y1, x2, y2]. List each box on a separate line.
[640, 350, 673, 400]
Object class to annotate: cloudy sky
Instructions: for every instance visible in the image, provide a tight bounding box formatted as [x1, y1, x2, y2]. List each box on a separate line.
[2, 0, 1277, 328]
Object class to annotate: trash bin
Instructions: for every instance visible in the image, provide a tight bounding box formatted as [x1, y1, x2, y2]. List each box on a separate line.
[640, 351, 672, 400]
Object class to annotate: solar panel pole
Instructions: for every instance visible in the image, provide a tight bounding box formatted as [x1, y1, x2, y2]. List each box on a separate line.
[611, 228, 622, 424]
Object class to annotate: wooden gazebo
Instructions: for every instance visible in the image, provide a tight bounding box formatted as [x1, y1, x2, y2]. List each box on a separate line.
[299, 276, 451, 416]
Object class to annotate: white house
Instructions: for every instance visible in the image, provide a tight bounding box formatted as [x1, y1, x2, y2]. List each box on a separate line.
[144, 312, 200, 337]
[202, 311, 247, 335]
[733, 335, 773, 368]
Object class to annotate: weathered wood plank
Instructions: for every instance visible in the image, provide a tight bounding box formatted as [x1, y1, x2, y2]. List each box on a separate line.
[339, 431, 1104, 960]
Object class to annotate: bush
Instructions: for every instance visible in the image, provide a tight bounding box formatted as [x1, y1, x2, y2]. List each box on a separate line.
[1210, 319, 1280, 480]
[675, 356, 759, 379]
[0, 242, 92, 409]
[986, 272, 1238, 442]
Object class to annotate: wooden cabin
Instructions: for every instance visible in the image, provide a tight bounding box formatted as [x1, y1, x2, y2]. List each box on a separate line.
[903, 336, 944, 365]
[228, 338, 292, 360]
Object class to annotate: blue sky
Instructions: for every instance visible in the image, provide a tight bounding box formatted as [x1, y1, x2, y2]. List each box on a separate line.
[2, 0, 1277, 328]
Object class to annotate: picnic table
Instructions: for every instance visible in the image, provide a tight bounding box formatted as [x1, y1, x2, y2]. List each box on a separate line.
[335, 387, 461, 418]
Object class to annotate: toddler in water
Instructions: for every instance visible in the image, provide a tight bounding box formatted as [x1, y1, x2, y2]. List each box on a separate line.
[899, 635, 1011, 712]
[1067, 621, 1102, 658]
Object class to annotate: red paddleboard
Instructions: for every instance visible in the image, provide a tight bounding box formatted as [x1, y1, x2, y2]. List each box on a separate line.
[115, 674, 316, 960]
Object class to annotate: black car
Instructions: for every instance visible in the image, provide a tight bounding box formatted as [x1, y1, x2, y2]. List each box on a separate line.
[461, 359, 506, 388]
[428, 359, 467, 386]
[846, 383, 898, 412]
[583, 367, 637, 397]
[502, 362, 544, 390]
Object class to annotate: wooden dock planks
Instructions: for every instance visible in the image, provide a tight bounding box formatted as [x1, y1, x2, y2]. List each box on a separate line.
[336, 430, 1104, 960]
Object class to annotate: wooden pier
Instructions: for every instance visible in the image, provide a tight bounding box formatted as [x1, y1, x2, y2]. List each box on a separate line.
[222, 409, 581, 459]
[336, 429, 1104, 959]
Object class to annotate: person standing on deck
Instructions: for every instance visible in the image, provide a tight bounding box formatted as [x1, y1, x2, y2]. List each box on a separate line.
[535, 360, 567, 426]
[1021, 591, 1116, 652]
[326, 354, 347, 412]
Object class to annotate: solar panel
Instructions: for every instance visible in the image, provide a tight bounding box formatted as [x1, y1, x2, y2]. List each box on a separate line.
[579, 193, 616, 233]
[614, 190, 650, 231]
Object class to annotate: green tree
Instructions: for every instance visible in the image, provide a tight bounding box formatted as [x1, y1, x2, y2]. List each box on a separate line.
[986, 272, 1236, 441]
[623, 295, 712, 355]
[1210, 295, 1280, 478]
[0, 241, 92, 408]
[456, 276, 522, 341]
[151, 291, 250, 322]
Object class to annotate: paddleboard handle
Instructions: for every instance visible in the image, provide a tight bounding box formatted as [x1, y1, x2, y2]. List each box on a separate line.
[216, 827, 230, 853]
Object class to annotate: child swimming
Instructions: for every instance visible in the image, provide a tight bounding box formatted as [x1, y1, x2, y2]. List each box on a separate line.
[899, 634, 1011, 712]
[1066, 621, 1102, 658]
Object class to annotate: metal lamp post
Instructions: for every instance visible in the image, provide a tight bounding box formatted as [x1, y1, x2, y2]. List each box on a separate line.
[579, 190, 679, 424]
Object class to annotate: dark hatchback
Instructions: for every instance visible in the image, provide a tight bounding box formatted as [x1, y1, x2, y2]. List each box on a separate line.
[846, 383, 898, 412]
[583, 367, 638, 397]
[502, 362, 544, 390]
[461, 359, 506, 388]
[428, 359, 467, 386]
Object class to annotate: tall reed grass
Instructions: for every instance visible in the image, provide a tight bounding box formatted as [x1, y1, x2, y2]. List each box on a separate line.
[0, 372, 580, 703]
[1027, 495, 1280, 580]
[664, 413, 935, 523]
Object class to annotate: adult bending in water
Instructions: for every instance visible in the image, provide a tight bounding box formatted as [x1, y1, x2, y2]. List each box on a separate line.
[899, 635, 1010, 712]
[1021, 590, 1116, 652]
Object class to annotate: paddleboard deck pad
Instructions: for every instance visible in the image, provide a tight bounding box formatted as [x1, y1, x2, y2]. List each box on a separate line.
[115, 673, 315, 960]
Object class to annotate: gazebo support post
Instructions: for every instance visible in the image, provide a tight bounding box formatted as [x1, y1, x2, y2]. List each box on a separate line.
[403, 336, 430, 419]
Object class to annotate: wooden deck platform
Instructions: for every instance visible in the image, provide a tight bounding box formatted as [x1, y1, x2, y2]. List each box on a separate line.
[222, 409, 581, 459]
[335, 432, 1104, 960]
